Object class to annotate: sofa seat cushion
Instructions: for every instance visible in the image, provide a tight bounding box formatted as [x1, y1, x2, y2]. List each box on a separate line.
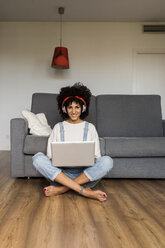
[24, 135, 106, 156]
[24, 135, 48, 155]
[105, 137, 165, 157]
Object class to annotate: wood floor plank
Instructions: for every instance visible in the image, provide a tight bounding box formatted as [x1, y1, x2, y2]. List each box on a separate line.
[128, 180, 165, 224]
[139, 180, 165, 201]
[116, 180, 165, 248]
[0, 181, 42, 248]
[0, 151, 165, 248]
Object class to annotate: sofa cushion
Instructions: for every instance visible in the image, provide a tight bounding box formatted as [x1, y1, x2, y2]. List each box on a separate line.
[31, 93, 97, 128]
[22, 110, 52, 136]
[24, 135, 105, 156]
[24, 135, 48, 155]
[97, 95, 163, 137]
[99, 137, 105, 156]
[105, 137, 165, 157]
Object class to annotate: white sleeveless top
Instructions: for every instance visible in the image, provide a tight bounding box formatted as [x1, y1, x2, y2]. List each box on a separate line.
[47, 121, 101, 159]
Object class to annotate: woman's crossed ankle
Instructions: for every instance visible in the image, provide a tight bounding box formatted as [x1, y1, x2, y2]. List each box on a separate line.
[43, 185, 108, 202]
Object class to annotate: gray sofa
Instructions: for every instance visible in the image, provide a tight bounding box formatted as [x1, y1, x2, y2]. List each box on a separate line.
[10, 93, 165, 178]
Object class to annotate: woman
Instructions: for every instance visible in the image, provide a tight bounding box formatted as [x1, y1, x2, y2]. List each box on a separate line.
[32, 83, 113, 202]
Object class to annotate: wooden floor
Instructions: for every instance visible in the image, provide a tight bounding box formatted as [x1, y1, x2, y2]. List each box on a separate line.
[0, 151, 165, 248]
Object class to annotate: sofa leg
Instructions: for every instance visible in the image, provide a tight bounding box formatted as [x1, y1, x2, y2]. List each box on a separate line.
[27, 177, 30, 180]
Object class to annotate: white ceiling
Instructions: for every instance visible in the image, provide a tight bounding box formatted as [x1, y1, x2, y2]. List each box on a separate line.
[0, 0, 165, 22]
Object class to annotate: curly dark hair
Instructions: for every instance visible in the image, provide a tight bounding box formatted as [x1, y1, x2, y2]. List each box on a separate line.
[57, 82, 92, 120]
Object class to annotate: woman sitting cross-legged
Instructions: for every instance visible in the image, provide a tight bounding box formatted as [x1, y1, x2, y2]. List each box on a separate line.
[32, 83, 113, 202]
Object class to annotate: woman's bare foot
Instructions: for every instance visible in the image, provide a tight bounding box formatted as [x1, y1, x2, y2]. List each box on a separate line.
[83, 189, 108, 202]
[43, 185, 66, 197]
[43, 186, 108, 201]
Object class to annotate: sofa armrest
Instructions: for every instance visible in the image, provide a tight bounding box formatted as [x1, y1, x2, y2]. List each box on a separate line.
[163, 120, 165, 136]
[10, 118, 28, 177]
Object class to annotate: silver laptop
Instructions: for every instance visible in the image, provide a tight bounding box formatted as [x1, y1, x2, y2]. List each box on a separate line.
[51, 141, 95, 167]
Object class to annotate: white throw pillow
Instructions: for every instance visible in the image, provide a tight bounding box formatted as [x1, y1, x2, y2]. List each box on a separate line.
[22, 110, 52, 136]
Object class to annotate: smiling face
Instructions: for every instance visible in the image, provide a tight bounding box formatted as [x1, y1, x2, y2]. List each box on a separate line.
[66, 101, 82, 123]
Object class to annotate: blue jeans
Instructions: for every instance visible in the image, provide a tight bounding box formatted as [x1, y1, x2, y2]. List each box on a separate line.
[32, 152, 113, 188]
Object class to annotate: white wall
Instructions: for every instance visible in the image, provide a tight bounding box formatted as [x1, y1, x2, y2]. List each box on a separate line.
[0, 22, 165, 150]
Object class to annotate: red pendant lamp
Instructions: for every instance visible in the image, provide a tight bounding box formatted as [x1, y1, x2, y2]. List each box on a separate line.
[51, 7, 69, 69]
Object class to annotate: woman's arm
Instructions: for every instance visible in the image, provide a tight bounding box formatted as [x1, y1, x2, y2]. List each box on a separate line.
[91, 124, 101, 159]
[47, 132, 53, 159]
[47, 124, 58, 159]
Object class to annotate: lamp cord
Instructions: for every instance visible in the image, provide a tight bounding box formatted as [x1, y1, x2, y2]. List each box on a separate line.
[60, 14, 62, 47]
